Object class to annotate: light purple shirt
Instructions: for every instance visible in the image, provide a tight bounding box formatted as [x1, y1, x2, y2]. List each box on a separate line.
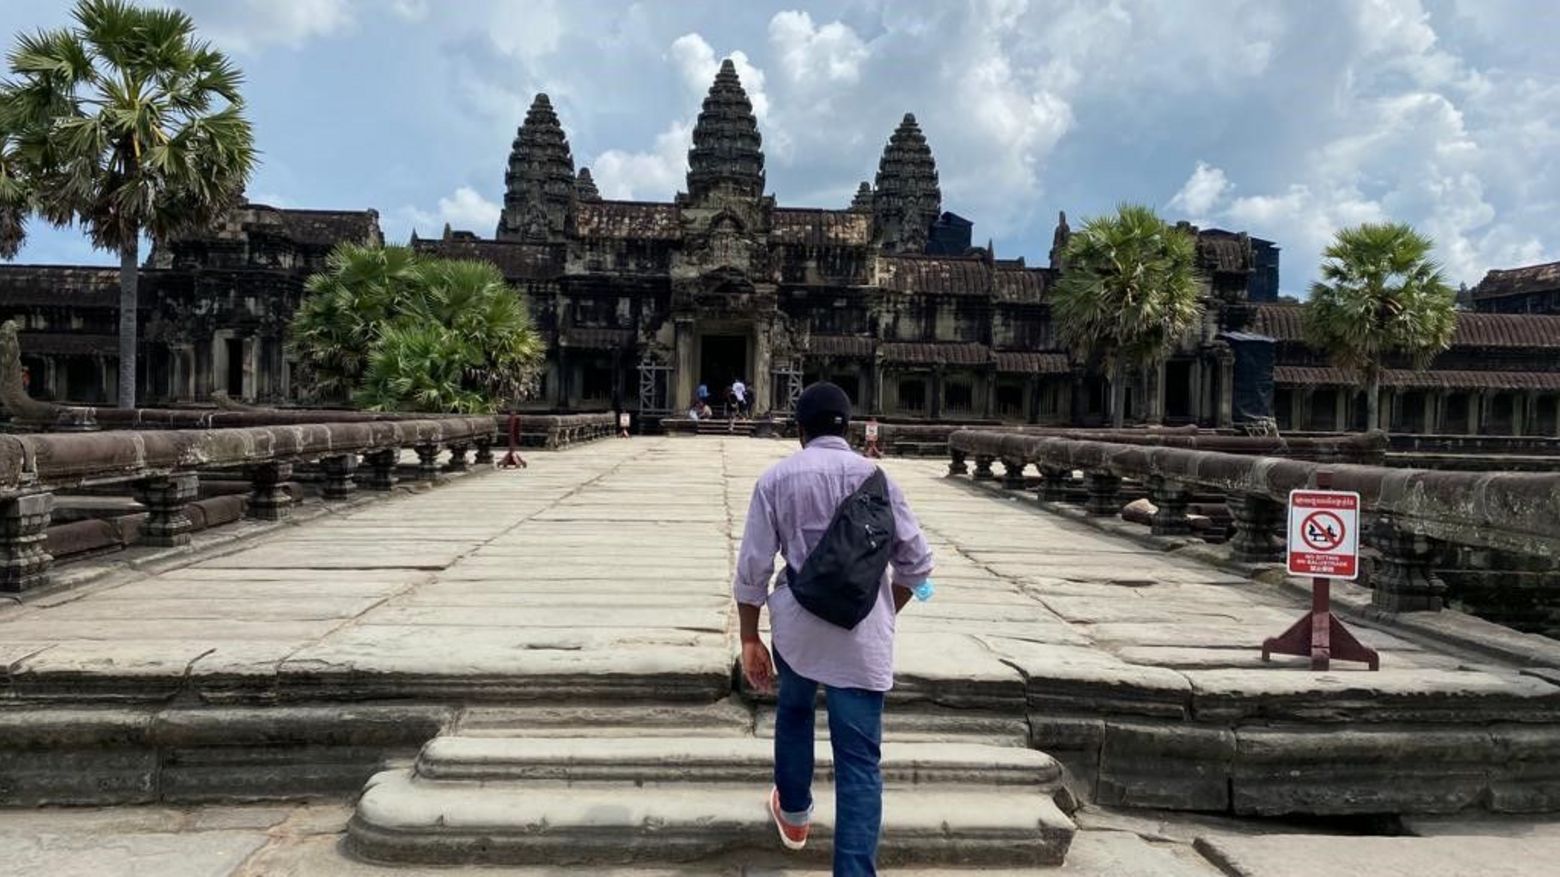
[733, 436, 935, 691]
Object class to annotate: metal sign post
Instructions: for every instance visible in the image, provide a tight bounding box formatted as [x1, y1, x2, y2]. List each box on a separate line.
[1261, 471, 1379, 671]
[497, 412, 528, 469]
[863, 418, 883, 458]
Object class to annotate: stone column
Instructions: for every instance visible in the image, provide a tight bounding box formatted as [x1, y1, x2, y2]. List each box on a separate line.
[1037, 466, 1069, 503]
[983, 369, 996, 420]
[999, 457, 1027, 489]
[134, 474, 198, 547]
[1146, 362, 1166, 425]
[361, 449, 398, 491]
[947, 448, 969, 477]
[1367, 517, 1445, 612]
[473, 438, 495, 466]
[1148, 476, 1192, 536]
[1084, 470, 1121, 516]
[320, 454, 358, 501]
[414, 444, 440, 481]
[930, 364, 945, 421]
[248, 463, 293, 521]
[1189, 359, 1205, 424]
[673, 317, 695, 413]
[752, 325, 772, 417]
[1227, 493, 1284, 563]
[972, 455, 996, 481]
[1216, 349, 1235, 428]
[444, 444, 470, 473]
[0, 493, 53, 592]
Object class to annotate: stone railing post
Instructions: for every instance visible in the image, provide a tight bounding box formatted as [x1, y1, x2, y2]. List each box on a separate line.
[361, 449, 398, 491]
[320, 454, 358, 501]
[1084, 470, 1121, 516]
[0, 493, 53, 592]
[1227, 492, 1284, 563]
[414, 444, 440, 481]
[947, 448, 969, 477]
[1367, 517, 1446, 612]
[972, 455, 996, 481]
[1000, 458, 1027, 489]
[1148, 475, 1192, 536]
[1037, 466, 1069, 503]
[473, 437, 495, 466]
[444, 443, 470, 473]
[249, 462, 294, 521]
[134, 474, 198, 547]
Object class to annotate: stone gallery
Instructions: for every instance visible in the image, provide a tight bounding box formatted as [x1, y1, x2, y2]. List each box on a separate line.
[3, 58, 1560, 436]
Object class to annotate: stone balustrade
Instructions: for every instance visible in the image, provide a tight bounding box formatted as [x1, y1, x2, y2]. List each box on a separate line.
[0, 415, 496, 593]
[498, 413, 618, 449]
[947, 429, 1560, 615]
[857, 421, 1388, 462]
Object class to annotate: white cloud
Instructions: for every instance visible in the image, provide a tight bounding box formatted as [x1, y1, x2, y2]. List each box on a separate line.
[668, 33, 770, 120]
[172, 0, 356, 52]
[1169, 163, 1233, 218]
[591, 120, 695, 202]
[768, 11, 868, 85]
[395, 186, 502, 240]
[488, 0, 564, 62]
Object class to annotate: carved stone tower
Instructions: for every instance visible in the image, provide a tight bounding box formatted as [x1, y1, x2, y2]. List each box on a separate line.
[496, 94, 576, 242]
[872, 113, 942, 254]
[685, 59, 766, 203]
[574, 167, 601, 202]
[849, 182, 873, 212]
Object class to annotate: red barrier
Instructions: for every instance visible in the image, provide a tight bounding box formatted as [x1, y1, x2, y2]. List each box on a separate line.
[498, 413, 528, 469]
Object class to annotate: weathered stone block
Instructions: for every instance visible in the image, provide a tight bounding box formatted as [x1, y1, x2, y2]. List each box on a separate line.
[1096, 720, 1234, 811]
[1231, 725, 1494, 815]
[134, 473, 198, 547]
[0, 492, 53, 592]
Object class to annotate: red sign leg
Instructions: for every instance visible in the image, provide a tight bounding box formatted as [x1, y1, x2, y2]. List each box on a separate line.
[1262, 575, 1379, 671]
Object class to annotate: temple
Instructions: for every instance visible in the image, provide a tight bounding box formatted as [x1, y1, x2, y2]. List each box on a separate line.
[1, 58, 1559, 435]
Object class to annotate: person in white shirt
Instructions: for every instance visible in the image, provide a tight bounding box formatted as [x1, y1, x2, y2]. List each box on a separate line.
[732, 379, 748, 416]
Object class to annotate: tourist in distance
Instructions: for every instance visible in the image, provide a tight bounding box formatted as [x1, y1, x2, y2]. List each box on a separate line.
[732, 381, 935, 876]
[732, 377, 749, 416]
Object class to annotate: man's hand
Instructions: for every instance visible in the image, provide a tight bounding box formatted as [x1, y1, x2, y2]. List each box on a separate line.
[741, 637, 776, 694]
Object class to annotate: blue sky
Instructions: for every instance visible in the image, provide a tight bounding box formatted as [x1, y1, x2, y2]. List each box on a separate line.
[4, 0, 1558, 295]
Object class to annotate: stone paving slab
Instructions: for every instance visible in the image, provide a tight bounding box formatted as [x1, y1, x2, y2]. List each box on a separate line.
[1193, 833, 1560, 877]
[3, 437, 1559, 819]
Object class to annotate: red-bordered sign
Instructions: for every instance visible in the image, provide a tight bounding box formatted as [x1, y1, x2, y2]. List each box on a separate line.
[1287, 489, 1360, 579]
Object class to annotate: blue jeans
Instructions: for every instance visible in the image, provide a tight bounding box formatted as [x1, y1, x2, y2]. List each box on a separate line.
[773, 651, 885, 877]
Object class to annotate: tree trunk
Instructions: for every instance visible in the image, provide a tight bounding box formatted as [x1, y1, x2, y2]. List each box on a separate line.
[117, 235, 139, 409]
[1365, 369, 1381, 433]
[1110, 359, 1126, 429]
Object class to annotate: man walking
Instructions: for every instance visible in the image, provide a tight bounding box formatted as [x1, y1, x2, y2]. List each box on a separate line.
[732, 382, 935, 875]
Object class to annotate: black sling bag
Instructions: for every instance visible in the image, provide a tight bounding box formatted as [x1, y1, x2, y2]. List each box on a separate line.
[784, 468, 896, 629]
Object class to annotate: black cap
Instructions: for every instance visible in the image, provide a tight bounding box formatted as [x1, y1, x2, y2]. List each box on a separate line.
[795, 381, 851, 436]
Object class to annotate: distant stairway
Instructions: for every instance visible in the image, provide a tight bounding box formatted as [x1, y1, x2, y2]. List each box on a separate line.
[345, 702, 1076, 868]
[695, 417, 757, 436]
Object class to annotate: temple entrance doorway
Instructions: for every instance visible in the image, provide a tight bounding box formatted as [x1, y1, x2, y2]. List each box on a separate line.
[699, 334, 749, 416]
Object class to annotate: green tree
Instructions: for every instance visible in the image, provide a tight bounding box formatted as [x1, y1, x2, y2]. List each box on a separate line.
[1052, 203, 1202, 428]
[0, 0, 255, 408]
[289, 243, 421, 402]
[289, 243, 543, 413]
[1303, 222, 1456, 432]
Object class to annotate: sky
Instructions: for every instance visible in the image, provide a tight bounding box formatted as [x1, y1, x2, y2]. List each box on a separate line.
[3, 0, 1558, 296]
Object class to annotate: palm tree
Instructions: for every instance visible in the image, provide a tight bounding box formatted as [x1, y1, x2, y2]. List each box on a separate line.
[290, 244, 544, 413]
[289, 243, 421, 403]
[1052, 203, 1201, 427]
[0, 0, 255, 408]
[1303, 222, 1456, 432]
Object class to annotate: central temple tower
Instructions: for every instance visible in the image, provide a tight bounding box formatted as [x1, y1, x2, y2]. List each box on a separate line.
[670, 59, 779, 413]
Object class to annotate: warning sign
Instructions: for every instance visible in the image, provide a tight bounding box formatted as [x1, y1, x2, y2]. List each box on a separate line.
[1287, 489, 1360, 579]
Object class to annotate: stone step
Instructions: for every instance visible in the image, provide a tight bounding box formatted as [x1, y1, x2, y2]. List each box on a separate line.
[347, 769, 1076, 867]
[417, 736, 1062, 788]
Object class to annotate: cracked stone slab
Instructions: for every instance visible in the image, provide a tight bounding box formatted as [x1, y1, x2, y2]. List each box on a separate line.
[1193, 833, 1560, 877]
